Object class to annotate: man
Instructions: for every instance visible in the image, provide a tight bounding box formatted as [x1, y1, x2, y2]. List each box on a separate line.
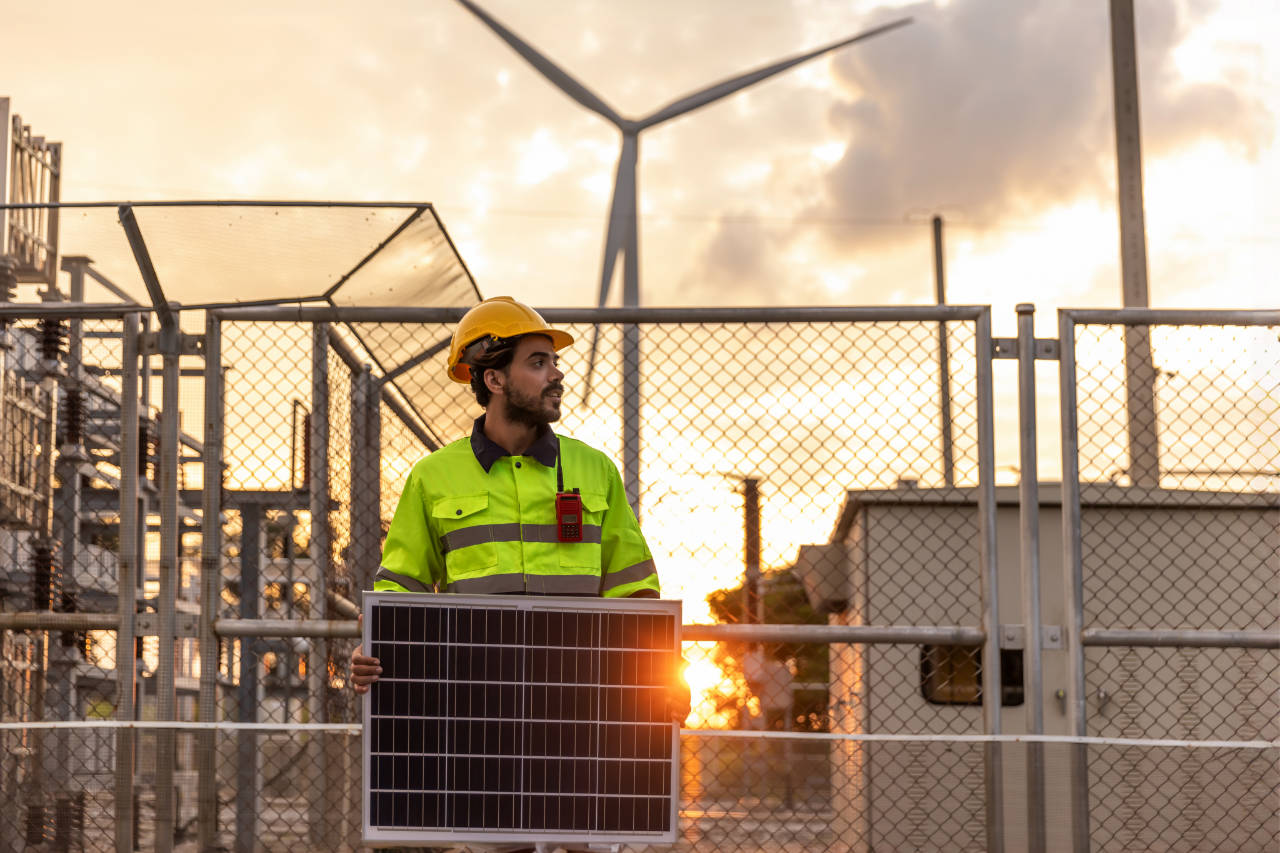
[350, 296, 686, 709]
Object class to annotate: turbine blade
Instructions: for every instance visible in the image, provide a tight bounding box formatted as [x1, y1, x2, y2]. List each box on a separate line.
[583, 137, 638, 405]
[586, 142, 634, 404]
[617, 136, 641, 307]
[581, 323, 605, 407]
[598, 137, 636, 309]
[638, 17, 912, 130]
[454, 0, 627, 128]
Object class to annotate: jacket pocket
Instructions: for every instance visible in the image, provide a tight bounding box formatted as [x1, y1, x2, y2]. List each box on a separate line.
[432, 493, 499, 577]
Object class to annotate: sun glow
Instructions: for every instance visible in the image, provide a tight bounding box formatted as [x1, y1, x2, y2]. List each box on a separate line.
[681, 646, 748, 729]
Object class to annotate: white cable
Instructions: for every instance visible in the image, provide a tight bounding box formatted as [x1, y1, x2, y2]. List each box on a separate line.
[678, 729, 1278, 751]
[0, 720, 361, 733]
[0, 720, 1274, 750]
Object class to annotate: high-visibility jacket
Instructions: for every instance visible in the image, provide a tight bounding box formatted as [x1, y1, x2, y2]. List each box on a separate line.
[373, 423, 659, 598]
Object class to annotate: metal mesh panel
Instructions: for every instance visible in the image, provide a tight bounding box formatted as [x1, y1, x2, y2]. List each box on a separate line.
[1069, 319, 1280, 851]
[222, 320, 312, 492]
[1085, 744, 1278, 852]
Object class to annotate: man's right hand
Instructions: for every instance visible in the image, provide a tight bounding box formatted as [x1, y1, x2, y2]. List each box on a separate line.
[350, 614, 382, 694]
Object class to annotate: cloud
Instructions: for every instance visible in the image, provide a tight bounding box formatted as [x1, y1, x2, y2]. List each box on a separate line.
[810, 0, 1271, 244]
[670, 0, 1273, 300]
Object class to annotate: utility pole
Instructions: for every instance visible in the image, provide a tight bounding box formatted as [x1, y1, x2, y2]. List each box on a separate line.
[1109, 0, 1159, 486]
[932, 215, 955, 488]
[743, 478, 761, 627]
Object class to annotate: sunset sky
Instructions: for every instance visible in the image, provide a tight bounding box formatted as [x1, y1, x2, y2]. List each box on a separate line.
[4, 0, 1276, 332]
[6, 2, 1274, 712]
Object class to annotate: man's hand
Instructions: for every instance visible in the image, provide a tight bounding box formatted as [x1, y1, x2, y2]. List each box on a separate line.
[350, 614, 382, 694]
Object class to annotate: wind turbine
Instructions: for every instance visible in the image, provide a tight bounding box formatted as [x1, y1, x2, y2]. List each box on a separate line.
[454, 0, 912, 508]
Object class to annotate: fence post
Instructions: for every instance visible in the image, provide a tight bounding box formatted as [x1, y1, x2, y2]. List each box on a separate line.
[308, 322, 335, 847]
[154, 306, 181, 853]
[350, 365, 381, 597]
[621, 323, 642, 515]
[974, 306, 1004, 853]
[115, 312, 140, 853]
[197, 314, 223, 850]
[1057, 310, 1091, 853]
[1016, 304, 1047, 852]
[933, 215, 955, 487]
[235, 503, 262, 851]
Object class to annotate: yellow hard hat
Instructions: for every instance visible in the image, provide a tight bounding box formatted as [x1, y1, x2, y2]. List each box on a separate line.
[447, 296, 575, 383]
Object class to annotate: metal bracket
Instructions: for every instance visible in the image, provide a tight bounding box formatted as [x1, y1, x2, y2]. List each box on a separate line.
[139, 331, 205, 357]
[999, 625, 1064, 650]
[992, 338, 1059, 360]
[134, 612, 199, 637]
[1034, 338, 1059, 360]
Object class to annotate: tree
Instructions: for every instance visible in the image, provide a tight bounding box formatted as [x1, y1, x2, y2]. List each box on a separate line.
[706, 569, 829, 731]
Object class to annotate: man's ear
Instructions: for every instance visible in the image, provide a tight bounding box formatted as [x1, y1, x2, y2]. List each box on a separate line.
[483, 367, 505, 397]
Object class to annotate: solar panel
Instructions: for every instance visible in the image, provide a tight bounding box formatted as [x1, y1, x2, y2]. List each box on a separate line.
[362, 592, 682, 847]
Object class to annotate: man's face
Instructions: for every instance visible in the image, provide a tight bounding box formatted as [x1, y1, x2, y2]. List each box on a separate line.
[491, 334, 565, 426]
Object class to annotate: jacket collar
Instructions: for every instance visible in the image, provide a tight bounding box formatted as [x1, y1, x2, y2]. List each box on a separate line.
[469, 414, 559, 473]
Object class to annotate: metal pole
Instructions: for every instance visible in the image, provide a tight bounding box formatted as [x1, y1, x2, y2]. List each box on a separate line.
[621, 323, 642, 514]
[974, 307, 1004, 853]
[44, 143, 61, 286]
[1109, 0, 1159, 487]
[680, 623, 985, 645]
[1082, 628, 1280, 649]
[741, 475, 763, 795]
[1016, 304, 1046, 852]
[154, 309, 181, 853]
[0, 98, 9, 248]
[1057, 311, 1091, 853]
[933, 215, 954, 488]
[235, 504, 262, 851]
[210, 303, 988, 326]
[743, 478, 761, 626]
[117, 206, 174, 330]
[350, 365, 382, 598]
[196, 314, 222, 849]
[114, 312, 139, 853]
[620, 155, 643, 514]
[308, 322, 335, 846]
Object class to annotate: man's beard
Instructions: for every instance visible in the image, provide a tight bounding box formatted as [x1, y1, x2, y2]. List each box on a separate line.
[503, 383, 562, 427]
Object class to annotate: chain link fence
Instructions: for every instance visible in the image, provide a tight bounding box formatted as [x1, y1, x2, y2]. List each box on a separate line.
[0, 303, 1275, 852]
[1063, 313, 1279, 852]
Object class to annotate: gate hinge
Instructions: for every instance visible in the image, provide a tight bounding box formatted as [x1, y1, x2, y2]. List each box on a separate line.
[991, 338, 1059, 360]
[999, 624, 1064, 650]
[139, 331, 205, 357]
[133, 612, 199, 637]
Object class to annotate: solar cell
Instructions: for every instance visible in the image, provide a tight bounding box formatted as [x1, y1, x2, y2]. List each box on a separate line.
[362, 592, 681, 846]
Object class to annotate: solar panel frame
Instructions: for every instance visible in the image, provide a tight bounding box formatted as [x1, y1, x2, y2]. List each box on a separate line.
[362, 592, 682, 846]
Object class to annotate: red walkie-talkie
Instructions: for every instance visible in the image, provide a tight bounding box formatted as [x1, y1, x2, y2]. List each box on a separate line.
[554, 448, 583, 542]
[556, 488, 583, 543]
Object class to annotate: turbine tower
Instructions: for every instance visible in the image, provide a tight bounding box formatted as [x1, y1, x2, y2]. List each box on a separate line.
[455, 0, 911, 509]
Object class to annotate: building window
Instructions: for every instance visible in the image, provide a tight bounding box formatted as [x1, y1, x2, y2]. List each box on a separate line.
[920, 645, 1024, 707]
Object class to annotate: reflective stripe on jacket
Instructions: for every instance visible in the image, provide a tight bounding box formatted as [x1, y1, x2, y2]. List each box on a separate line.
[372, 433, 659, 598]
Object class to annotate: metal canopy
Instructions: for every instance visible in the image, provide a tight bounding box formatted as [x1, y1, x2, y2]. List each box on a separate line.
[0, 201, 479, 312]
[0, 200, 483, 441]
